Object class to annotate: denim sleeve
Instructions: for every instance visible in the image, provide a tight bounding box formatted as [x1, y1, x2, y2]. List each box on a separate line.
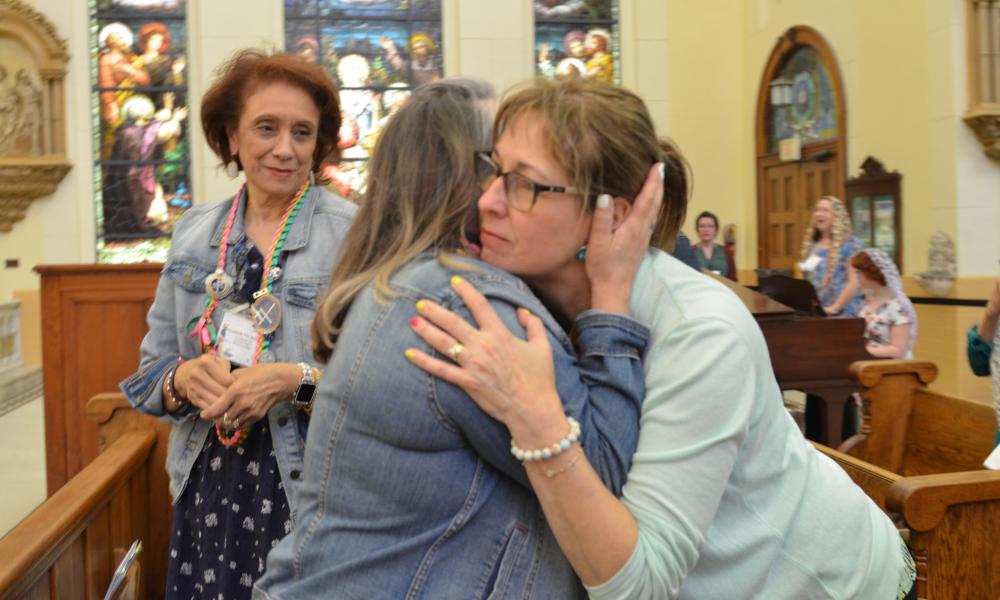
[967, 324, 993, 377]
[119, 267, 198, 424]
[432, 296, 647, 495]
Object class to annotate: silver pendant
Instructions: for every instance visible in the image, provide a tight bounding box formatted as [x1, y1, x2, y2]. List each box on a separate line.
[267, 265, 283, 282]
[258, 349, 276, 363]
[251, 291, 282, 335]
[204, 269, 234, 300]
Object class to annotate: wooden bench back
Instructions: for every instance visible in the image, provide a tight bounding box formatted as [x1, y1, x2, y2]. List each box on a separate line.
[902, 388, 996, 476]
[0, 430, 155, 599]
[816, 442, 1000, 600]
[843, 360, 995, 475]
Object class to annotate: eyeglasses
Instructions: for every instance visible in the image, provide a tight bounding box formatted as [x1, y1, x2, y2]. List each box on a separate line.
[475, 151, 591, 212]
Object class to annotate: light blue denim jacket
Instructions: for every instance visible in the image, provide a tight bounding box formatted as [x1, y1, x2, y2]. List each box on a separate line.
[119, 186, 356, 516]
[255, 253, 649, 600]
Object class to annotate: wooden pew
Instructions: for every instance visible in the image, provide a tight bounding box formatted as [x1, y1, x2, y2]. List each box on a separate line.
[815, 359, 1000, 599]
[0, 430, 155, 599]
[816, 444, 1000, 600]
[87, 393, 173, 600]
[839, 360, 996, 474]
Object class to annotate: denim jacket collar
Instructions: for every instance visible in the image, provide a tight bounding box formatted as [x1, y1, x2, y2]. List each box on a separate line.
[209, 184, 320, 253]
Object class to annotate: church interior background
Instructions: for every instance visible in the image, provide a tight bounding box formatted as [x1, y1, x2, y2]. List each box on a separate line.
[0, 0, 999, 546]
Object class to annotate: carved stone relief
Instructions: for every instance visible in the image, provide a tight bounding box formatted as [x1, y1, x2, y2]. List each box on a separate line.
[0, 0, 71, 232]
[963, 109, 1000, 162]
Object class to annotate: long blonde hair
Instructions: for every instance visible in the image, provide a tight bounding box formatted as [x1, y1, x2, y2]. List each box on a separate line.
[312, 79, 496, 362]
[494, 78, 690, 252]
[799, 195, 853, 287]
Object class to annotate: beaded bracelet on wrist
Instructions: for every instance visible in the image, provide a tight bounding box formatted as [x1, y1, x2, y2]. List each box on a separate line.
[511, 416, 581, 462]
[164, 358, 186, 412]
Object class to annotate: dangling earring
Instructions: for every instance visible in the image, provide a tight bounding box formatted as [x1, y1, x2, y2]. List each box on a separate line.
[225, 160, 239, 179]
[309, 169, 316, 186]
[575, 245, 587, 261]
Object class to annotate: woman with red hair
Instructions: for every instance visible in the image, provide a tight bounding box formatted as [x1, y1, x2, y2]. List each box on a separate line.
[850, 248, 917, 358]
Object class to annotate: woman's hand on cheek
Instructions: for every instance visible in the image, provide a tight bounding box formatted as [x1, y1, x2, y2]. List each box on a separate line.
[585, 162, 664, 314]
[404, 277, 564, 432]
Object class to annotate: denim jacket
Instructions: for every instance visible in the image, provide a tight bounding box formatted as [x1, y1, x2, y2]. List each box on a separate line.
[119, 186, 356, 516]
[255, 253, 648, 600]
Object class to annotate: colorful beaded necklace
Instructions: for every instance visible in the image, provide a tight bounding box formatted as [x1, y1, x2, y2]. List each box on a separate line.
[188, 180, 311, 447]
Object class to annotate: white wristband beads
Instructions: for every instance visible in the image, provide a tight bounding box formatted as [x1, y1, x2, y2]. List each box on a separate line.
[511, 417, 581, 462]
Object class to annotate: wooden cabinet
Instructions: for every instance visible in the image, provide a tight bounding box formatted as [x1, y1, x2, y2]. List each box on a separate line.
[35, 264, 161, 495]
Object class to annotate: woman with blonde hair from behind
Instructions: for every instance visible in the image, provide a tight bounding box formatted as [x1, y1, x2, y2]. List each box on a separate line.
[799, 195, 865, 316]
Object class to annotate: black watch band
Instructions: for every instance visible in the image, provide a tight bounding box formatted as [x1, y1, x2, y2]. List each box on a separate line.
[290, 362, 318, 411]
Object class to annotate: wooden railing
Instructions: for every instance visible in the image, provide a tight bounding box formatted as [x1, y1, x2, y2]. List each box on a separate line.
[0, 429, 155, 599]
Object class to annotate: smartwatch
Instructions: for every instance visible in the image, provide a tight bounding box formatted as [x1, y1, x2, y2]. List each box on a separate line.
[291, 362, 319, 412]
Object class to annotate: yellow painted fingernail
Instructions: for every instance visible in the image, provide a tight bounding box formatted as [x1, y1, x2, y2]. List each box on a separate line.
[451, 275, 463, 287]
[405, 349, 416, 361]
[416, 300, 426, 312]
[520, 307, 532, 316]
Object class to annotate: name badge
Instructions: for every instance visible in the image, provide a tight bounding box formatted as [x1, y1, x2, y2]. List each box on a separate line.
[217, 305, 257, 367]
[799, 254, 821, 273]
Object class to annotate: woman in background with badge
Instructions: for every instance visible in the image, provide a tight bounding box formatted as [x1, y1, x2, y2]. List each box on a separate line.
[119, 50, 354, 600]
[798, 195, 864, 316]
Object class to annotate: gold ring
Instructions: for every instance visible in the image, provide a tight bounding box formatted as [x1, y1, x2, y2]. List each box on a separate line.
[223, 411, 231, 426]
[446, 343, 464, 360]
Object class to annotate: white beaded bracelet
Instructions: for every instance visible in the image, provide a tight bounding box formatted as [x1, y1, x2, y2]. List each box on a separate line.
[510, 417, 581, 462]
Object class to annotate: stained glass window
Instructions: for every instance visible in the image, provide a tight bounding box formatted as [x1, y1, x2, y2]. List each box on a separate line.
[285, 0, 444, 201]
[534, 0, 619, 84]
[90, 0, 190, 263]
[767, 46, 838, 154]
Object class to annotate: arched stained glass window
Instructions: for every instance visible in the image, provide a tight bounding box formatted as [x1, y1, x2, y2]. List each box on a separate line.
[767, 46, 838, 154]
[91, 0, 190, 263]
[534, 0, 619, 84]
[285, 0, 444, 201]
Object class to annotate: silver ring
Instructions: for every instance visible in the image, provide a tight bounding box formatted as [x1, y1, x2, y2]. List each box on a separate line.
[447, 343, 464, 360]
[232, 416, 240, 430]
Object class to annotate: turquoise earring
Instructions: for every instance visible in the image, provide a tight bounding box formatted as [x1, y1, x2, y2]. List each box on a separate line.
[575, 245, 587, 261]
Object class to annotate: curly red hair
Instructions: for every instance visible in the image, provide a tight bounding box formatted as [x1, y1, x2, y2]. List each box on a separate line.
[137, 22, 170, 53]
[849, 251, 886, 286]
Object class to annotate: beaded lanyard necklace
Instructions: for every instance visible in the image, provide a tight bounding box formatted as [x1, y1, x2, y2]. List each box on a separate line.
[188, 180, 311, 447]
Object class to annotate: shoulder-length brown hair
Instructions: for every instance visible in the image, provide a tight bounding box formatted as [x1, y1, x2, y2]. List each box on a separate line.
[494, 78, 690, 252]
[312, 79, 496, 362]
[200, 49, 341, 174]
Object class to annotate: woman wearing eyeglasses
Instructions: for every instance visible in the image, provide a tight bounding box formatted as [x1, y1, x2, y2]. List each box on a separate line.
[254, 78, 659, 599]
[406, 79, 916, 599]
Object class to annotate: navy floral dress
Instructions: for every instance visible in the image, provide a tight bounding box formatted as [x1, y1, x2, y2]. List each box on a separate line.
[166, 244, 293, 600]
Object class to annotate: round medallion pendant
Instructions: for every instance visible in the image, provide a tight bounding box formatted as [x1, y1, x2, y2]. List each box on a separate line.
[251, 291, 282, 335]
[204, 270, 234, 300]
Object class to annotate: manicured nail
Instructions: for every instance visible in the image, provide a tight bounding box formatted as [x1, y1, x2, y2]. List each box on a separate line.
[410, 316, 420, 328]
[519, 307, 532, 316]
[658, 162, 665, 180]
[451, 275, 463, 287]
[596, 194, 610, 209]
[404, 349, 416, 361]
[416, 300, 426, 312]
